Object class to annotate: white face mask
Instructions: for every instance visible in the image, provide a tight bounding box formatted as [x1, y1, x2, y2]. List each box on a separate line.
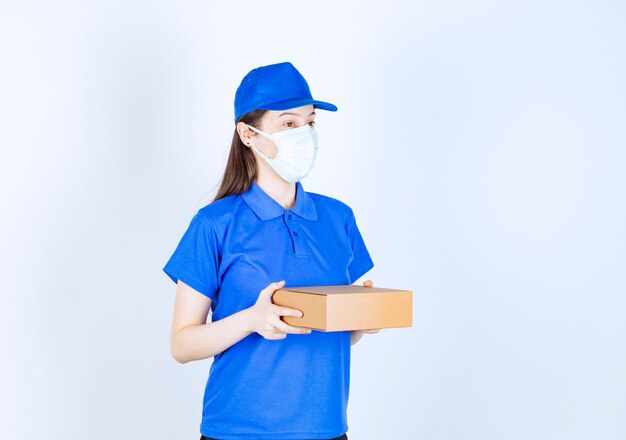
[247, 124, 318, 183]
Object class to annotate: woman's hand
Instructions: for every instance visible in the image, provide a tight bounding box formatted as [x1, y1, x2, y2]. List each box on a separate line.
[245, 280, 312, 340]
[360, 279, 381, 334]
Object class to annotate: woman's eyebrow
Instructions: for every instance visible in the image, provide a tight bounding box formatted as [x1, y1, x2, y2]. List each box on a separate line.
[278, 111, 316, 118]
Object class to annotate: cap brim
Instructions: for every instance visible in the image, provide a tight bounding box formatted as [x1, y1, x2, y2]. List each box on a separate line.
[258, 97, 338, 112]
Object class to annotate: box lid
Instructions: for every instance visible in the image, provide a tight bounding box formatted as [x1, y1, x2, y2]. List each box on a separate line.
[282, 285, 411, 296]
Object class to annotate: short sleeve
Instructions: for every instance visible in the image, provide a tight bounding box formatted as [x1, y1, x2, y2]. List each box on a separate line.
[346, 207, 374, 283]
[163, 210, 221, 300]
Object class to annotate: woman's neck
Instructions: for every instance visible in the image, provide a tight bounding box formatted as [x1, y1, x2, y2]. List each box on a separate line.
[255, 172, 296, 210]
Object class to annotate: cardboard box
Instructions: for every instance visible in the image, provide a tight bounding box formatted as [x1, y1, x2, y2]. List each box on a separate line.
[272, 285, 412, 332]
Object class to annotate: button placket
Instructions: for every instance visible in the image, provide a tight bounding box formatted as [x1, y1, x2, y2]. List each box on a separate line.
[283, 211, 308, 258]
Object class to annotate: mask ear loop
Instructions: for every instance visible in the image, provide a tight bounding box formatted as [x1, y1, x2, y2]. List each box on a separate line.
[246, 125, 275, 160]
[250, 144, 272, 161]
[247, 124, 274, 140]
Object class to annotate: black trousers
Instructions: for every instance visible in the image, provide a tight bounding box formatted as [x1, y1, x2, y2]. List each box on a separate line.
[200, 434, 348, 440]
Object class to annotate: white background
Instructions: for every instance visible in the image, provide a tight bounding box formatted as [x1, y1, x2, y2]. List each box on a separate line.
[1, 1, 625, 439]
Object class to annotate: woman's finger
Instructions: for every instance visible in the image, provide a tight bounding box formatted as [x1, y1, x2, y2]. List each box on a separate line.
[270, 316, 312, 334]
[264, 331, 287, 340]
[273, 305, 303, 318]
[258, 280, 286, 302]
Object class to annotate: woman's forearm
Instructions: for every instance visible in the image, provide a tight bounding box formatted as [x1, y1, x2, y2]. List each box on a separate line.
[174, 311, 367, 362]
[171, 308, 254, 364]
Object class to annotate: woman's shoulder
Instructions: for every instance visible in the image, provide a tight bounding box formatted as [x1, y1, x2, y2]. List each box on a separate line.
[194, 193, 244, 226]
[305, 190, 355, 218]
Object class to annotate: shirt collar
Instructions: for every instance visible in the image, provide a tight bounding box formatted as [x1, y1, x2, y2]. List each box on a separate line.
[242, 181, 318, 221]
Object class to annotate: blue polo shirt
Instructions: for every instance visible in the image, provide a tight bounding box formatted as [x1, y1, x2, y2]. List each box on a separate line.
[163, 180, 374, 440]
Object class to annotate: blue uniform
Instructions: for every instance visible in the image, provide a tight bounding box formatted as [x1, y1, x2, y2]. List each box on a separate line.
[163, 180, 374, 439]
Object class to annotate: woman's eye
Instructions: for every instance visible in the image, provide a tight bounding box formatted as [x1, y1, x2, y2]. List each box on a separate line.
[283, 121, 314, 128]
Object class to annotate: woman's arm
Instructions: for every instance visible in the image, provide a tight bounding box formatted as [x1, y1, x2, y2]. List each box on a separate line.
[170, 280, 310, 364]
[351, 331, 365, 345]
[170, 280, 250, 363]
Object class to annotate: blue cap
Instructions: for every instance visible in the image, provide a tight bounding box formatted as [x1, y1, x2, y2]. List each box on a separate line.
[234, 62, 338, 123]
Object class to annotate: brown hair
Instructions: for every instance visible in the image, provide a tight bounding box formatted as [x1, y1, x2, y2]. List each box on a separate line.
[213, 109, 268, 201]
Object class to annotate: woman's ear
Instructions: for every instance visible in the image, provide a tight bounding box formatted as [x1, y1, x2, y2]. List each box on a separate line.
[236, 122, 254, 147]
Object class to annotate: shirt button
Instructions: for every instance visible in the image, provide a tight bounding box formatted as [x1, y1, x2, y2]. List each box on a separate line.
[288, 214, 293, 220]
[292, 231, 298, 237]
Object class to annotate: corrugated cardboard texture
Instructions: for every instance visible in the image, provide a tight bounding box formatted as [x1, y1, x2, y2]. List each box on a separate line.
[273, 285, 412, 332]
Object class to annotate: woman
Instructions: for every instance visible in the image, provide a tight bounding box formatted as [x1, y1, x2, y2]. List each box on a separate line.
[163, 61, 379, 440]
